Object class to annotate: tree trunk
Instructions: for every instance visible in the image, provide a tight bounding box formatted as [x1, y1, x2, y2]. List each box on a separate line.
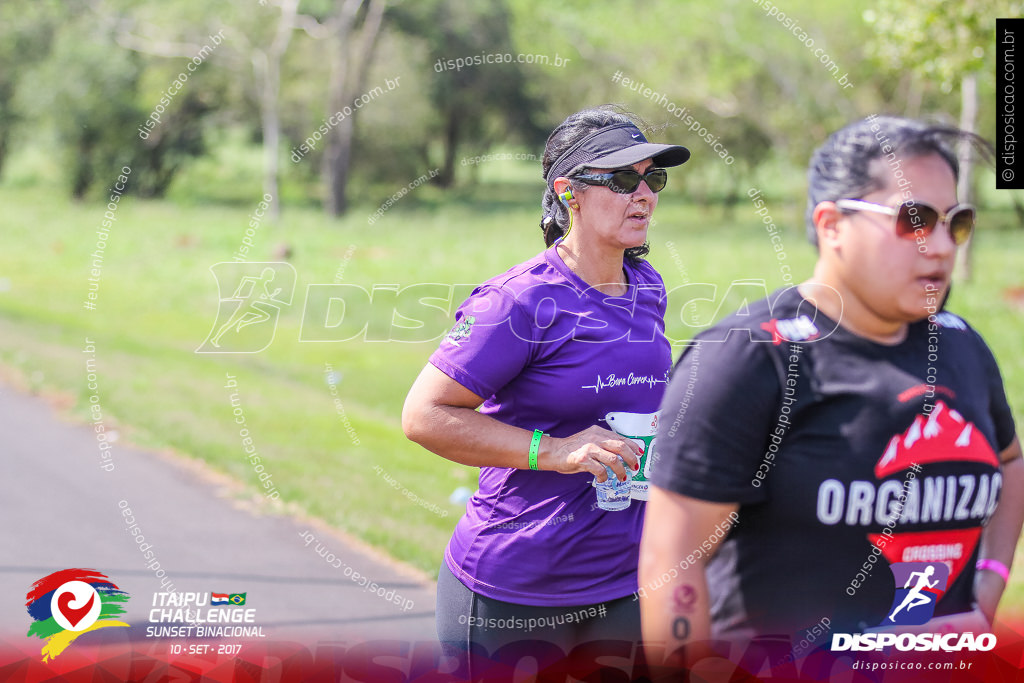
[258, 50, 281, 222]
[954, 72, 978, 282]
[323, 0, 386, 217]
[254, 0, 300, 223]
[437, 110, 459, 189]
[324, 116, 355, 216]
[0, 130, 7, 181]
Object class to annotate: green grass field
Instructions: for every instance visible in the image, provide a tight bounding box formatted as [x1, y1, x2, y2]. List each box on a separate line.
[3, 156, 1024, 616]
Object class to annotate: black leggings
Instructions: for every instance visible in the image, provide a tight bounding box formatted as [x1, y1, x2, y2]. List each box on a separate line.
[436, 562, 641, 678]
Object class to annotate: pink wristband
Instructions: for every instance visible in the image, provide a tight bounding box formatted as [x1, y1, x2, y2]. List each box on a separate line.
[976, 559, 1011, 583]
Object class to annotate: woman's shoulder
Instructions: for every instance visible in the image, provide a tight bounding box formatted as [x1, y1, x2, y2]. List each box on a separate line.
[473, 248, 565, 298]
[915, 310, 1000, 364]
[626, 258, 665, 287]
[487, 250, 551, 284]
[910, 309, 986, 344]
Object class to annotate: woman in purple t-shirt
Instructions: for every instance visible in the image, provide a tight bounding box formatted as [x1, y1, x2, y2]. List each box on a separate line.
[402, 107, 689, 667]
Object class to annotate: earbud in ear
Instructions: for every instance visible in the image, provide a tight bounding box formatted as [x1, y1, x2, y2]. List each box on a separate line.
[558, 189, 573, 204]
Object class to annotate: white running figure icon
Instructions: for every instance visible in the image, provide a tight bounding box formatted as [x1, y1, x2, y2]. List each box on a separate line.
[888, 565, 939, 622]
[210, 267, 284, 347]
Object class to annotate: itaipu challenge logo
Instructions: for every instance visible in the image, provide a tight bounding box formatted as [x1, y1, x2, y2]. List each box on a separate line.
[25, 569, 130, 661]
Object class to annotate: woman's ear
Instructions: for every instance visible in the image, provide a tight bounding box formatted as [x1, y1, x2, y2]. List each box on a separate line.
[552, 176, 572, 198]
[553, 177, 579, 210]
[812, 201, 843, 249]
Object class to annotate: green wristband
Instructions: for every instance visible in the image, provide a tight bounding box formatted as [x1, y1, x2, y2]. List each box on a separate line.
[529, 429, 544, 470]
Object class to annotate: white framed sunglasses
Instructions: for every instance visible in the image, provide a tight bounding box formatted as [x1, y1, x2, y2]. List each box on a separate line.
[834, 199, 975, 245]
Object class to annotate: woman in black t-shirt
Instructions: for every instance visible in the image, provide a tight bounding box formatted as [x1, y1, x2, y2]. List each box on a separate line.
[639, 117, 1023, 666]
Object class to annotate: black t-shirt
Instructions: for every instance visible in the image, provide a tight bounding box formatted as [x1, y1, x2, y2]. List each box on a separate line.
[653, 286, 1016, 641]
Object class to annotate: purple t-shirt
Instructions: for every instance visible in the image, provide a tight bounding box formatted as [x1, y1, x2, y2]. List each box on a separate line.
[429, 242, 671, 606]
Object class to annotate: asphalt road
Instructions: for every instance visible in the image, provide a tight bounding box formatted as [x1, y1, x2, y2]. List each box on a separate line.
[0, 378, 438, 654]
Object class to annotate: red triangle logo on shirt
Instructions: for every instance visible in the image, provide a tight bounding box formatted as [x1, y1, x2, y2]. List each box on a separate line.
[874, 400, 1000, 479]
[868, 528, 982, 588]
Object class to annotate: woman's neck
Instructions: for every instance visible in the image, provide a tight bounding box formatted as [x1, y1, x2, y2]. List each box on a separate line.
[798, 272, 908, 345]
[557, 235, 627, 296]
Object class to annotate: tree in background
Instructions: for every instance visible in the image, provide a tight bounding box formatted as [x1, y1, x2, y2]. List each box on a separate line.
[505, 0, 876, 208]
[320, 0, 387, 217]
[110, 0, 299, 216]
[22, 20, 210, 198]
[1, 0, 1004, 219]
[0, 0, 67, 181]
[389, 0, 548, 189]
[8, 0, 216, 198]
[132, 0, 389, 218]
[867, 0, 1023, 279]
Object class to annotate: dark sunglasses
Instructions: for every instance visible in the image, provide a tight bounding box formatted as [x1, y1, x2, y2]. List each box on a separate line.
[572, 167, 668, 194]
[835, 199, 975, 245]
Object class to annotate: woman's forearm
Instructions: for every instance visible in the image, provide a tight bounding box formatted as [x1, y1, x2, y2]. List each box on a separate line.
[404, 401, 540, 469]
[639, 560, 712, 665]
[402, 363, 639, 476]
[639, 488, 736, 666]
[975, 438, 1024, 620]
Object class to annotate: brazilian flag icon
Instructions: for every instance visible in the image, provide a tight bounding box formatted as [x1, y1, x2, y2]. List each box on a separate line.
[228, 593, 246, 606]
